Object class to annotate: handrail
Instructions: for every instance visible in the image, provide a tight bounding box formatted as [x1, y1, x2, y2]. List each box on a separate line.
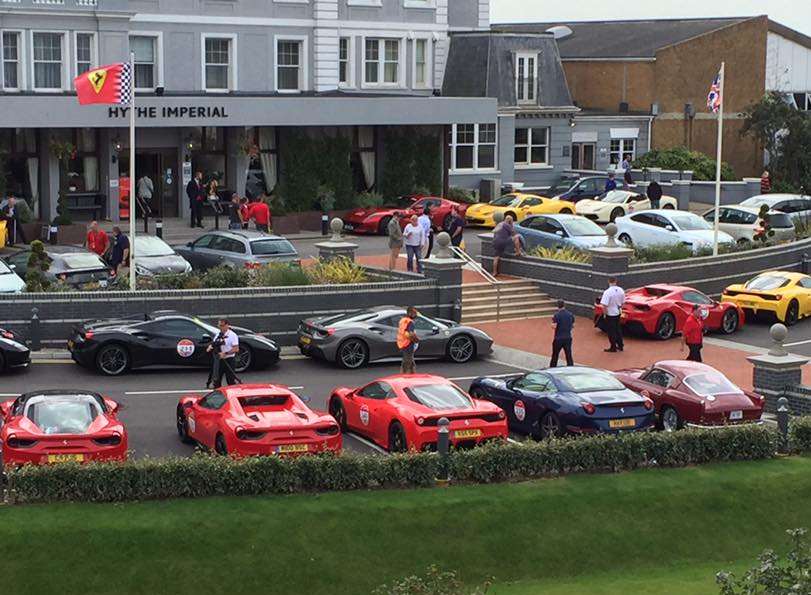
[451, 246, 502, 322]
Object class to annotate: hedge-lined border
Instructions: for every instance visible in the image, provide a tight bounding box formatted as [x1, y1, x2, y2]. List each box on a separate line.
[3, 424, 786, 504]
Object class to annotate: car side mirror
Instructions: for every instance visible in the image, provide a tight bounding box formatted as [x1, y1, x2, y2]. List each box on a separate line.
[555, 231, 564, 237]
[186, 242, 193, 248]
[666, 225, 674, 232]
[201, 334, 212, 343]
[9, 264, 15, 270]
[301, 395, 312, 404]
[431, 326, 440, 335]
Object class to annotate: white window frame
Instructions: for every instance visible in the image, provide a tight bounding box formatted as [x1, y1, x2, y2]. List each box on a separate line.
[338, 36, 354, 89]
[610, 138, 637, 165]
[273, 34, 308, 94]
[201, 33, 238, 93]
[515, 51, 538, 105]
[411, 36, 432, 90]
[30, 30, 68, 92]
[514, 127, 552, 170]
[348, 0, 383, 6]
[362, 37, 405, 89]
[73, 31, 97, 79]
[1, 29, 25, 92]
[129, 31, 164, 92]
[404, 0, 436, 7]
[450, 123, 498, 174]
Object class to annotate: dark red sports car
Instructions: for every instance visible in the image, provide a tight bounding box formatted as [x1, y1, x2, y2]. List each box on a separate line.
[328, 374, 507, 452]
[0, 390, 127, 467]
[594, 284, 744, 340]
[343, 196, 469, 235]
[176, 384, 342, 457]
[614, 360, 764, 431]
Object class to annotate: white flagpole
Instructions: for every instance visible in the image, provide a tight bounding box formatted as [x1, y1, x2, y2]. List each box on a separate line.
[128, 52, 136, 292]
[712, 62, 725, 256]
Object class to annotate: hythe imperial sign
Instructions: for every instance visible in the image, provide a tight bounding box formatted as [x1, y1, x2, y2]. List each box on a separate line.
[108, 106, 229, 119]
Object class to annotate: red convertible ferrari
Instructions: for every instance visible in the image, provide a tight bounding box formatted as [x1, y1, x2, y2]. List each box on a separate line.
[328, 374, 507, 452]
[0, 390, 127, 467]
[614, 360, 764, 431]
[176, 384, 342, 457]
[343, 195, 469, 235]
[594, 284, 744, 340]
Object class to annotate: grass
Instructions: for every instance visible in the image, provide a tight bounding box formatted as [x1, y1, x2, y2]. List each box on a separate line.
[2, 457, 811, 595]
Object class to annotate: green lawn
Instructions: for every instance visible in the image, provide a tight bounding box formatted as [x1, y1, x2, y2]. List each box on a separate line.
[2, 457, 810, 595]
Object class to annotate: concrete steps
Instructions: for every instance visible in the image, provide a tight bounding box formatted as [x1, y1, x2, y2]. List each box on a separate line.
[461, 280, 557, 325]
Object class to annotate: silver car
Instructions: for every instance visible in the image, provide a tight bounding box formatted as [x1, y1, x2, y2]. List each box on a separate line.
[134, 235, 193, 277]
[0, 258, 25, 293]
[298, 307, 494, 369]
[739, 194, 811, 221]
[174, 230, 299, 271]
[5, 245, 113, 288]
[515, 214, 607, 251]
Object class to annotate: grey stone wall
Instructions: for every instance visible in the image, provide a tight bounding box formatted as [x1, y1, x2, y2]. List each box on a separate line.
[782, 388, 811, 416]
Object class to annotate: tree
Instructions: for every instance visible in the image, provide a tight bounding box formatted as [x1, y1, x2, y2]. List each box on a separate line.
[48, 139, 76, 225]
[633, 146, 735, 181]
[25, 240, 52, 292]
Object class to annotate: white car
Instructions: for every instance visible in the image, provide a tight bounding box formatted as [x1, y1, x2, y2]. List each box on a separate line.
[575, 190, 678, 223]
[615, 210, 735, 253]
[0, 259, 25, 293]
[739, 194, 811, 221]
[701, 205, 796, 244]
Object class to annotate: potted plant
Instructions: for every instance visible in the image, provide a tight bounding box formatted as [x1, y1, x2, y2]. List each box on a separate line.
[48, 139, 76, 227]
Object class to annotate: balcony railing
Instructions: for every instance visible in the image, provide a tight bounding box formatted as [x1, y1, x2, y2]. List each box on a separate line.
[0, 0, 101, 7]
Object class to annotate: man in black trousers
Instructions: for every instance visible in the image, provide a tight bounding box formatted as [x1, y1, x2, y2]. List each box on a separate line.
[550, 300, 575, 367]
[1, 196, 27, 245]
[186, 171, 205, 228]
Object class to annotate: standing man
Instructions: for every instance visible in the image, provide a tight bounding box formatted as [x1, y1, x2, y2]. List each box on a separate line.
[1, 196, 27, 245]
[647, 180, 663, 210]
[228, 194, 243, 230]
[447, 206, 465, 252]
[621, 154, 633, 189]
[605, 173, 618, 193]
[85, 220, 109, 259]
[397, 306, 420, 374]
[550, 300, 575, 367]
[681, 304, 705, 362]
[248, 197, 271, 233]
[207, 318, 240, 388]
[387, 212, 403, 271]
[109, 227, 130, 278]
[600, 276, 625, 353]
[403, 214, 425, 273]
[418, 206, 433, 259]
[137, 173, 154, 217]
[186, 171, 205, 229]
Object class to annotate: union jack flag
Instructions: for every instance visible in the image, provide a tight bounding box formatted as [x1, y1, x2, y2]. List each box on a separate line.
[707, 71, 722, 113]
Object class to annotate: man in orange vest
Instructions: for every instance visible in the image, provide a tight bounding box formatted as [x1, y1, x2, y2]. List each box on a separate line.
[397, 306, 420, 374]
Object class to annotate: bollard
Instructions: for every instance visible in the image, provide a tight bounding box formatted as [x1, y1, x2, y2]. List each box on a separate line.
[321, 213, 329, 236]
[437, 416, 450, 484]
[214, 209, 220, 230]
[155, 219, 163, 239]
[453, 298, 462, 323]
[29, 307, 41, 352]
[777, 396, 790, 453]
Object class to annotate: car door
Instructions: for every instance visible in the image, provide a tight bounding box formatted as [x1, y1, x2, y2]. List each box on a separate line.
[520, 217, 553, 250]
[627, 213, 655, 244]
[544, 218, 568, 249]
[505, 372, 556, 433]
[519, 196, 543, 218]
[650, 213, 679, 245]
[578, 178, 600, 199]
[370, 314, 404, 359]
[626, 194, 650, 214]
[183, 234, 216, 270]
[125, 321, 172, 367]
[188, 390, 227, 447]
[679, 289, 719, 329]
[413, 315, 448, 357]
[153, 318, 213, 367]
[629, 368, 674, 414]
[5, 251, 31, 278]
[345, 381, 393, 445]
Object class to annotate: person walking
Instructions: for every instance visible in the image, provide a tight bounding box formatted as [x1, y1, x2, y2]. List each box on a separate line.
[447, 206, 465, 252]
[109, 226, 130, 278]
[760, 170, 772, 194]
[387, 212, 403, 270]
[186, 171, 205, 228]
[403, 214, 425, 273]
[681, 304, 705, 362]
[85, 220, 109, 258]
[207, 318, 240, 388]
[418, 206, 433, 258]
[397, 306, 420, 374]
[600, 276, 625, 352]
[647, 180, 663, 210]
[137, 174, 154, 216]
[1, 196, 27, 245]
[492, 214, 522, 276]
[621, 154, 633, 188]
[605, 173, 618, 193]
[550, 300, 575, 367]
[228, 193, 243, 230]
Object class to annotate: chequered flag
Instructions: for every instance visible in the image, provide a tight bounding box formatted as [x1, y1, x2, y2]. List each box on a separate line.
[117, 62, 133, 106]
[74, 62, 132, 106]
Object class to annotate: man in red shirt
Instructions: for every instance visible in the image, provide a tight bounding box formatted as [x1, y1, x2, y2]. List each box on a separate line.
[248, 196, 271, 233]
[681, 305, 705, 362]
[85, 221, 109, 258]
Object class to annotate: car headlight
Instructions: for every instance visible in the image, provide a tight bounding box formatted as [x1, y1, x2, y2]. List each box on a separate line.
[135, 264, 151, 276]
[183, 261, 192, 273]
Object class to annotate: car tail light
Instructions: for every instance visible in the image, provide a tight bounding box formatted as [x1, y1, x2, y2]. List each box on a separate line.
[416, 417, 425, 426]
[93, 434, 122, 446]
[236, 429, 266, 441]
[1, 331, 14, 340]
[316, 328, 336, 337]
[6, 436, 37, 448]
[643, 399, 654, 410]
[316, 425, 340, 436]
[582, 403, 596, 415]
[244, 262, 261, 270]
[83, 331, 94, 340]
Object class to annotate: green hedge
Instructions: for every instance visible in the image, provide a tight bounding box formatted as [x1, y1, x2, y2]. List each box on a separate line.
[789, 416, 811, 453]
[4, 426, 777, 504]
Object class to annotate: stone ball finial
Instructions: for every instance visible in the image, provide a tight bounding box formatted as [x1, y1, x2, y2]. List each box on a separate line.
[605, 222, 618, 247]
[330, 217, 344, 241]
[769, 323, 789, 357]
[493, 210, 505, 224]
[435, 231, 453, 258]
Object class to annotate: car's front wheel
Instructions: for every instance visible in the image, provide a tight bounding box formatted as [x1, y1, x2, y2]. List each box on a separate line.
[337, 338, 369, 369]
[721, 309, 739, 334]
[96, 343, 130, 376]
[447, 334, 476, 363]
[662, 204, 675, 210]
[618, 233, 633, 246]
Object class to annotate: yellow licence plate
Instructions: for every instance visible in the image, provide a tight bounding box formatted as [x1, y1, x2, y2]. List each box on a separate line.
[609, 419, 636, 429]
[454, 429, 482, 439]
[47, 454, 84, 463]
[299, 336, 311, 345]
[276, 444, 309, 454]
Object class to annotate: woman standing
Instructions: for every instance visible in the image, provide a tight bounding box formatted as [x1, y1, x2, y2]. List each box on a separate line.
[492, 214, 522, 277]
[388, 212, 404, 270]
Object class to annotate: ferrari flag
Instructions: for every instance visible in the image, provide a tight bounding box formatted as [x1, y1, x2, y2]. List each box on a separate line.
[74, 62, 132, 105]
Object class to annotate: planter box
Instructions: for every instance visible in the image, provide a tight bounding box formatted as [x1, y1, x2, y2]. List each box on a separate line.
[54, 224, 87, 246]
[271, 215, 300, 235]
[297, 210, 351, 231]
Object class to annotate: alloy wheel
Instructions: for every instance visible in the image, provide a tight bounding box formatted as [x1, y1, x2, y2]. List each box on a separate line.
[656, 314, 675, 340]
[662, 408, 680, 432]
[329, 399, 347, 431]
[448, 335, 475, 363]
[389, 424, 407, 453]
[721, 310, 738, 334]
[540, 413, 561, 439]
[234, 346, 252, 372]
[98, 345, 128, 376]
[339, 340, 367, 369]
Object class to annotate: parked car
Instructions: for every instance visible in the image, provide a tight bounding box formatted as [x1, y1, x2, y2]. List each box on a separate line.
[0, 258, 25, 293]
[468, 366, 655, 439]
[575, 190, 678, 223]
[614, 360, 764, 431]
[298, 307, 493, 369]
[594, 284, 744, 340]
[701, 205, 796, 244]
[722, 271, 811, 326]
[0, 390, 127, 466]
[0, 327, 30, 373]
[68, 311, 280, 376]
[344, 196, 469, 235]
[176, 384, 342, 457]
[328, 374, 507, 452]
[174, 230, 298, 271]
[5, 245, 113, 288]
[739, 194, 811, 221]
[615, 210, 735, 253]
[134, 235, 193, 276]
[465, 193, 575, 228]
[546, 175, 613, 202]
[515, 214, 607, 251]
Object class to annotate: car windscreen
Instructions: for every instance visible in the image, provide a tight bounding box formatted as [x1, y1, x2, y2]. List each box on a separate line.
[601, 191, 629, 204]
[671, 215, 711, 231]
[563, 218, 605, 236]
[0, 260, 12, 275]
[136, 236, 175, 257]
[490, 194, 523, 207]
[550, 180, 575, 194]
[740, 197, 775, 208]
[554, 370, 626, 392]
[60, 253, 107, 270]
[25, 395, 101, 434]
[744, 275, 791, 291]
[683, 372, 742, 396]
[250, 239, 296, 255]
[404, 384, 473, 410]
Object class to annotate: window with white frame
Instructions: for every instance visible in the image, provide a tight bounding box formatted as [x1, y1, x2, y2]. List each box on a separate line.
[610, 138, 636, 165]
[2, 31, 21, 90]
[75, 33, 95, 77]
[515, 51, 537, 104]
[514, 127, 550, 167]
[204, 36, 233, 91]
[364, 38, 400, 85]
[33, 32, 64, 90]
[452, 123, 497, 171]
[794, 93, 811, 111]
[276, 39, 302, 91]
[414, 38, 428, 88]
[339, 37, 350, 85]
[130, 35, 157, 90]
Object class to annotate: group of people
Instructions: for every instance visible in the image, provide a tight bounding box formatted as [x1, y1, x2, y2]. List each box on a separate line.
[185, 171, 272, 233]
[85, 221, 131, 277]
[387, 205, 466, 273]
[605, 169, 664, 209]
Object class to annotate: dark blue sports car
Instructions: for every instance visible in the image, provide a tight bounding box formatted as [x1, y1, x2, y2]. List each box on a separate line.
[468, 367, 655, 439]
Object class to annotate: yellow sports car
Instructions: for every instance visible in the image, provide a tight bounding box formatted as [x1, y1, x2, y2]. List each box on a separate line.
[722, 271, 811, 326]
[465, 193, 576, 228]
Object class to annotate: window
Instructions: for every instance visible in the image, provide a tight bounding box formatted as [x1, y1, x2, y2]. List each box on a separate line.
[642, 369, 673, 388]
[793, 93, 810, 111]
[199, 391, 227, 410]
[204, 36, 234, 91]
[2, 32, 21, 90]
[364, 38, 401, 86]
[32, 32, 64, 90]
[513, 373, 553, 392]
[339, 37, 350, 86]
[414, 38, 428, 88]
[358, 382, 393, 400]
[130, 35, 157, 90]
[75, 33, 95, 77]
[514, 127, 550, 167]
[571, 143, 595, 170]
[610, 139, 636, 165]
[515, 51, 537, 104]
[681, 291, 712, 305]
[159, 319, 207, 338]
[276, 39, 302, 92]
[49, 128, 99, 193]
[451, 123, 497, 171]
[193, 234, 216, 249]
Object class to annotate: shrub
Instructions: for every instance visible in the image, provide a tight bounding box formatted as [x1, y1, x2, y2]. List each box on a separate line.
[252, 263, 311, 287]
[373, 566, 492, 595]
[356, 191, 385, 209]
[307, 257, 368, 284]
[631, 243, 696, 263]
[789, 416, 811, 453]
[531, 246, 592, 264]
[200, 265, 250, 289]
[24, 240, 52, 292]
[140, 272, 203, 290]
[633, 146, 736, 181]
[447, 187, 476, 204]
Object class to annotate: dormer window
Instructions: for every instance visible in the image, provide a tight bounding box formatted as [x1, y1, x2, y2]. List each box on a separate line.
[516, 51, 537, 104]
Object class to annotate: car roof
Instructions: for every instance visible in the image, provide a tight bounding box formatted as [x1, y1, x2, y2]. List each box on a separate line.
[42, 245, 96, 255]
[652, 360, 722, 376]
[204, 230, 287, 241]
[371, 374, 453, 387]
[745, 194, 808, 202]
[752, 270, 808, 280]
[630, 209, 690, 216]
[541, 365, 609, 376]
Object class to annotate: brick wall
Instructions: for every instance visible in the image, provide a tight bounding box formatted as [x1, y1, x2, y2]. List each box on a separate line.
[562, 61, 656, 113]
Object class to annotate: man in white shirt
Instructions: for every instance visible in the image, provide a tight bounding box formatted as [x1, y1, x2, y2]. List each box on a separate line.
[600, 276, 626, 352]
[418, 207, 433, 258]
[403, 214, 425, 274]
[207, 318, 240, 388]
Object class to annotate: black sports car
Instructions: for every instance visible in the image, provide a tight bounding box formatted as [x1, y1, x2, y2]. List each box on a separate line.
[0, 327, 30, 373]
[68, 311, 280, 376]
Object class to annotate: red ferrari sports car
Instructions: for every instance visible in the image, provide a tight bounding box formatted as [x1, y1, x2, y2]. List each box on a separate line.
[343, 196, 469, 235]
[614, 360, 764, 431]
[594, 284, 744, 340]
[328, 374, 507, 452]
[0, 390, 127, 466]
[176, 384, 342, 457]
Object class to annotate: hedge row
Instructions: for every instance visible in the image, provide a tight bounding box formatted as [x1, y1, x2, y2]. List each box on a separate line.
[789, 416, 811, 453]
[4, 425, 780, 504]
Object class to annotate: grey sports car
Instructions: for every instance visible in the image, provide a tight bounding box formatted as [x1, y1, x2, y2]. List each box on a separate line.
[297, 307, 494, 369]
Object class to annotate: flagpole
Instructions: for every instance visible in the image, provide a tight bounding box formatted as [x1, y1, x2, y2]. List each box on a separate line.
[712, 62, 725, 256]
[128, 51, 136, 292]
